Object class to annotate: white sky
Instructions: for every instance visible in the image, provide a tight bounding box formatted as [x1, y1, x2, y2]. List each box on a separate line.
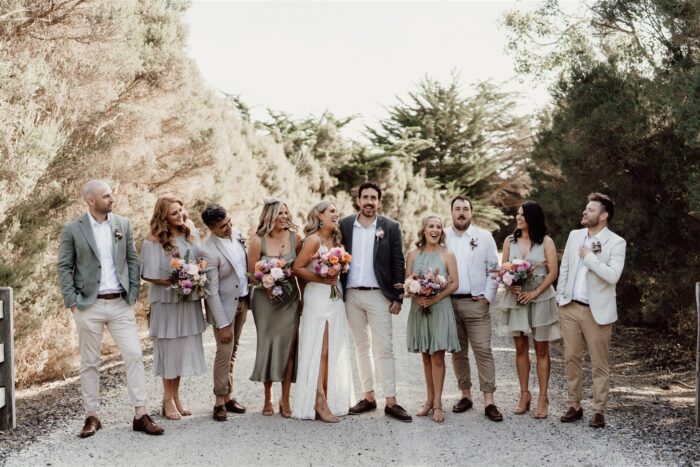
[185, 1, 577, 139]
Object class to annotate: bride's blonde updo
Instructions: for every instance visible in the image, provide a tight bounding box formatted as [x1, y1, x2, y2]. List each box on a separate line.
[304, 200, 342, 247]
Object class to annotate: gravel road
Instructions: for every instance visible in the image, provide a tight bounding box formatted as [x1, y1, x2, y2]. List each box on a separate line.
[1, 300, 683, 466]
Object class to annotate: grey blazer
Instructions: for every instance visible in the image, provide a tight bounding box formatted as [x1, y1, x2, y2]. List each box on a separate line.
[57, 213, 139, 310]
[201, 230, 247, 328]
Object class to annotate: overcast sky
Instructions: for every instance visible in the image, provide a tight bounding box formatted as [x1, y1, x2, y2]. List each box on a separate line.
[185, 1, 575, 139]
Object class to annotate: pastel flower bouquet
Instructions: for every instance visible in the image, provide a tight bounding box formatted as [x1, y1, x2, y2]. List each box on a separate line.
[311, 246, 352, 300]
[402, 268, 448, 314]
[251, 257, 295, 302]
[489, 259, 537, 288]
[168, 252, 209, 301]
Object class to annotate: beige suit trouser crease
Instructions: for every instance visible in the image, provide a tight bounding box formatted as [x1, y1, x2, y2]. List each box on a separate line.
[559, 301, 612, 412]
[450, 298, 497, 393]
[73, 298, 147, 412]
[212, 301, 248, 396]
[345, 289, 396, 398]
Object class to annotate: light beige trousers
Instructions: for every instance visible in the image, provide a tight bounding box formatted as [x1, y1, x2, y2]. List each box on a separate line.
[450, 298, 497, 393]
[345, 290, 396, 398]
[559, 302, 612, 412]
[212, 302, 248, 396]
[73, 298, 147, 412]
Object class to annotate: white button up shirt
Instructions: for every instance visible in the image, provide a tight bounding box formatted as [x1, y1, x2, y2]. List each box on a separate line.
[572, 228, 607, 304]
[88, 212, 123, 294]
[221, 234, 248, 297]
[445, 225, 474, 294]
[346, 215, 380, 288]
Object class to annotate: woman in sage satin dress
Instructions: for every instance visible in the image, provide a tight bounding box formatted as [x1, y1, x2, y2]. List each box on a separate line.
[247, 199, 302, 418]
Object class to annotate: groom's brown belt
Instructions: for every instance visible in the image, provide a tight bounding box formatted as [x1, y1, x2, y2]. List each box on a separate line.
[451, 294, 472, 299]
[350, 287, 380, 291]
[573, 299, 590, 307]
[97, 292, 124, 300]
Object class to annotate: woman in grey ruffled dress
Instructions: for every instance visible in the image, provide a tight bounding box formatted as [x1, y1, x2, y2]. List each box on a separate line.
[140, 196, 206, 420]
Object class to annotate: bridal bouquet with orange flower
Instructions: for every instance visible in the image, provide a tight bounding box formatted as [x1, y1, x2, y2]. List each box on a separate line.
[250, 257, 295, 302]
[168, 251, 209, 301]
[311, 245, 352, 300]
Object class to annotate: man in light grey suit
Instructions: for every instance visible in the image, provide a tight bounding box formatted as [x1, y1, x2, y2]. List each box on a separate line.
[201, 204, 248, 421]
[556, 192, 626, 429]
[57, 180, 163, 438]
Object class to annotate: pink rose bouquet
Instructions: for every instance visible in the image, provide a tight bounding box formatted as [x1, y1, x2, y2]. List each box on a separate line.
[251, 257, 295, 302]
[489, 259, 537, 287]
[402, 268, 448, 314]
[311, 246, 352, 300]
[168, 252, 209, 301]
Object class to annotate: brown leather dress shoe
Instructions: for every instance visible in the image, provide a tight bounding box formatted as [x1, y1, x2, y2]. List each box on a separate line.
[484, 404, 503, 422]
[133, 414, 164, 435]
[589, 412, 606, 429]
[213, 405, 227, 421]
[560, 406, 584, 423]
[385, 404, 413, 422]
[452, 397, 474, 413]
[225, 399, 246, 414]
[79, 415, 101, 438]
[348, 399, 377, 415]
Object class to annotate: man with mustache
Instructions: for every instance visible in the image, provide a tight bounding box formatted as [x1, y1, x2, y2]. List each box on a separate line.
[445, 195, 503, 422]
[340, 182, 412, 422]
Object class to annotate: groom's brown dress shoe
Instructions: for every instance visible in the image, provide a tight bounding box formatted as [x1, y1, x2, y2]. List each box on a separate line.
[133, 414, 164, 435]
[213, 405, 227, 421]
[452, 397, 473, 413]
[385, 404, 413, 422]
[589, 412, 606, 429]
[348, 399, 377, 415]
[225, 399, 246, 414]
[484, 404, 503, 422]
[560, 406, 584, 423]
[79, 415, 101, 438]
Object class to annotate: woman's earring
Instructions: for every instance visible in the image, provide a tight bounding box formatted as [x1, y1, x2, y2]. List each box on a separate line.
[319, 221, 324, 228]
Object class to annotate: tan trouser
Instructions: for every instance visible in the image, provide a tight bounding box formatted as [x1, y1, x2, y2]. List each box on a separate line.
[346, 289, 396, 398]
[559, 302, 612, 411]
[212, 301, 248, 396]
[450, 298, 497, 393]
[73, 298, 147, 412]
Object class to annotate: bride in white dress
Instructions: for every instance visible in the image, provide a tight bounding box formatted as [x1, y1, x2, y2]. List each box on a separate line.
[291, 200, 354, 422]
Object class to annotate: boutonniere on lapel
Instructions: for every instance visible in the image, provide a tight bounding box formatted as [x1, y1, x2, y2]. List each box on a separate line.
[114, 228, 124, 241]
[591, 241, 602, 254]
[237, 234, 247, 248]
[375, 227, 385, 243]
[470, 238, 478, 250]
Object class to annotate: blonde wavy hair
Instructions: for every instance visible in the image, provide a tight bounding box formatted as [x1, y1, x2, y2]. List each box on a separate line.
[149, 195, 192, 252]
[415, 214, 446, 249]
[255, 198, 299, 237]
[304, 200, 342, 247]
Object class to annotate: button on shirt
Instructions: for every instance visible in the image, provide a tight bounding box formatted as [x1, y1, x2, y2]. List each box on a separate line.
[445, 225, 474, 295]
[88, 213, 123, 294]
[221, 235, 248, 297]
[347, 215, 380, 288]
[572, 229, 606, 304]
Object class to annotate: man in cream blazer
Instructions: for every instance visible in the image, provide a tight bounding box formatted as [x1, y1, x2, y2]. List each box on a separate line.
[556, 193, 626, 429]
[200, 204, 249, 421]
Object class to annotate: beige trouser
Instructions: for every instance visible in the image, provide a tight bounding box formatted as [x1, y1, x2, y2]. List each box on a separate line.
[450, 298, 497, 393]
[212, 301, 248, 396]
[73, 298, 147, 412]
[559, 301, 612, 412]
[346, 289, 396, 398]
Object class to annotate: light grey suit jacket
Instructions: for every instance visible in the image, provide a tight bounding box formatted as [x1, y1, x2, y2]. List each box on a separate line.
[556, 227, 627, 325]
[201, 229, 247, 328]
[57, 213, 139, 310]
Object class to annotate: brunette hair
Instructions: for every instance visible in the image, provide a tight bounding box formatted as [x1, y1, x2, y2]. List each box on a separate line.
[201, 203, 227, 228]
[357, 181, 382, 201]
[588, 192, 615, 222]
[304, 200, 342, 247]
[415, 214, 446, 249]
[149, 195, 192, 251]
[511, 200, 548, 245]
[450, 195, 473, 210]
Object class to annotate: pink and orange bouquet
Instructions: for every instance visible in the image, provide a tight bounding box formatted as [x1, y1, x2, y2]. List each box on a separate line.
[251, 258, 295, 302]
[311, 245, 352, 300]
[489, 259, 536, 287]
[402, 268, 448, 314]
[168, 252, 209, 301]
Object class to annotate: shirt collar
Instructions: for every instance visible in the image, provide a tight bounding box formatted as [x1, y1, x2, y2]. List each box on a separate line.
[586, 226, 608, 241]
[449, 224, 475, 238]
[88, 212, 111, 227]
[353, 214, 377, 229]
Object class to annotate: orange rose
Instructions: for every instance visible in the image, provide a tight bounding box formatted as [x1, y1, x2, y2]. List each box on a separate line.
[342, 253, 352, 263]
[170, 258, 181, 269]
[421, 287, 433, 296]
[502, 262, 513, 272]
[329, 255, 339, 264]
[278, 259, 286, 268]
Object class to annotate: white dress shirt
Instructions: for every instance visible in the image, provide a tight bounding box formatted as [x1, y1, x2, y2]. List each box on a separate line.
[572, 228, 606, 304]
[347, 215, 380, 288]
[445, 225, 474, 294]
[221, 234, 248, 297]
[88, 212, 123, 294]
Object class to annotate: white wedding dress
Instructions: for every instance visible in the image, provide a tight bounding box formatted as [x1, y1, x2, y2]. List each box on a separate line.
[292, 281, 355, 419]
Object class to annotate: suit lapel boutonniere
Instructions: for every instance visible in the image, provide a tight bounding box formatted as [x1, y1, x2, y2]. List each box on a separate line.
[114, 228, 124, 241]
[375, 227, 385, 243]
[469, 237, 478, 250]
[591, 240, 602, 254]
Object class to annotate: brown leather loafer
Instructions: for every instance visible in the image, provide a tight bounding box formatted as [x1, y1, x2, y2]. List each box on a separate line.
[560, 406, 584, 423]
[589, 412, 606, 429]
[225, 398, 246, 414]
[213, 405, 227, 421]
[385, 404, 413, 422]
[133, 414, 164, 435]
[452, 397, 474, 413]
[484, 404, 503, 422]
[79, 415, 101, 438]
[348, 398, 377, 415]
